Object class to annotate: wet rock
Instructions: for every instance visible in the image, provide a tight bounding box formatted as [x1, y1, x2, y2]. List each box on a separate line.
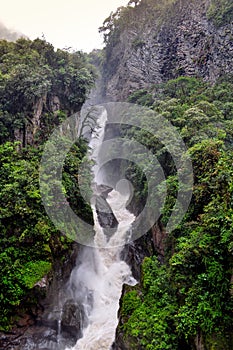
[16, 315, 34, 328]
[121, 231, 154, 281]
[95, 195, 118, 237]
[151, 221, 168, 263]
[61, 299, 83, 338]
[96, 184, 114, 198]
[0, 244, 80, 349]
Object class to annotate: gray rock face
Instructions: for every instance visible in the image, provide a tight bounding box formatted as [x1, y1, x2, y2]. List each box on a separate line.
[102, 0, 233, 101]
[95, 193, 119, 238]
[61, 300, 84, 338]
[95, 184, 114, 198]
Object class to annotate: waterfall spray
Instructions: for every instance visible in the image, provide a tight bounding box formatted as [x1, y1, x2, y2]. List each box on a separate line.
[65, 110, 137, 350]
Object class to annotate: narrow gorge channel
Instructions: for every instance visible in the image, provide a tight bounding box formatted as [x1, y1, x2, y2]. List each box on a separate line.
[16, 106, 138, 350]
[1, 1, 233, 349]
[66, 110, 137, 349]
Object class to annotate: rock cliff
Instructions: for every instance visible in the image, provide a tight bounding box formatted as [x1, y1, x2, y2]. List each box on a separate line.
[101, 0, 233, 101]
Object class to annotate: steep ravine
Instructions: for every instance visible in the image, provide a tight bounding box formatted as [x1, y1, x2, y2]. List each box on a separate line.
[1, 1, 233, 349]
[98, 2, 233, 349]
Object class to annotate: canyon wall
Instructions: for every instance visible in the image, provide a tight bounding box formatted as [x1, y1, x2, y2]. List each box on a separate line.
[101, 0, 233, 101]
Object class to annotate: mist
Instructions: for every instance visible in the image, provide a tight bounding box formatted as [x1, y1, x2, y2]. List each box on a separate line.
[0, 21, 25, 42]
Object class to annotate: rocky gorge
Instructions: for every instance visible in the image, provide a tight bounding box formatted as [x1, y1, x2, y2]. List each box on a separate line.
[0, 0, 233, 349]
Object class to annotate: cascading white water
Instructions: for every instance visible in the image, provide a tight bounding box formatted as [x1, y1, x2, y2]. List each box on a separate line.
[66, 110, 137, 350]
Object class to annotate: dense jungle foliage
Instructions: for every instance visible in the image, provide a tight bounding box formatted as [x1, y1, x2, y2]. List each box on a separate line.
[120, 76, 233, 349]
[1, 5, 233, 349]
[0, 38, 95, 329]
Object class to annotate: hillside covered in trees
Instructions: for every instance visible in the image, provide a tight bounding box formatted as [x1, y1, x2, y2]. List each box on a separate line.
[0, 0, 233, 349]
[0, 37, 95, 331]
[96, 0, 233, 349]
[114, 76, 233, 350]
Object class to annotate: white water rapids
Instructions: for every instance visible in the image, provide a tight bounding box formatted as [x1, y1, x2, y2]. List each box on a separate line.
[66, 111, 137, 350]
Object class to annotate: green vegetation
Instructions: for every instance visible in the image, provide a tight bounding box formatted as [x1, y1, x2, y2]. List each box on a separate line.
[0, 38, 95, 329]
[122, 258, 178, 349]
[20, 261, 52, 289]
[1, 4, 233, 349]
[207, 0, 233, 27]
[99, 0, 176, 46]
[0, 37, 95, 145]
[99, 0, 233, 46]
[121, 77, 233, 349]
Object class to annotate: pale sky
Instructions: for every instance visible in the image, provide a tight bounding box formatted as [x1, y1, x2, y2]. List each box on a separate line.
[0, 0, 129, 52]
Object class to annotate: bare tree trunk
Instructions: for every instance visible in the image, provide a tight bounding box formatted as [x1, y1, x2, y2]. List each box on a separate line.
[194, 331, 205, 350]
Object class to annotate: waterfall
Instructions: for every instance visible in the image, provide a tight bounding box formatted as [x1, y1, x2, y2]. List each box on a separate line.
[66, 109, 137, 350]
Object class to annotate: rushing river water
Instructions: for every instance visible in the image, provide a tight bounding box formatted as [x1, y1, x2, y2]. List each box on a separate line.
[10, 108, 136, 350]
[67, 189, 136, 350]
[66, 110, 137, 349]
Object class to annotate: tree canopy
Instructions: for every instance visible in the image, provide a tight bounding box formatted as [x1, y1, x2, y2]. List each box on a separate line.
[0, 38, 95, 329]
[121, 77, 233, 349]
